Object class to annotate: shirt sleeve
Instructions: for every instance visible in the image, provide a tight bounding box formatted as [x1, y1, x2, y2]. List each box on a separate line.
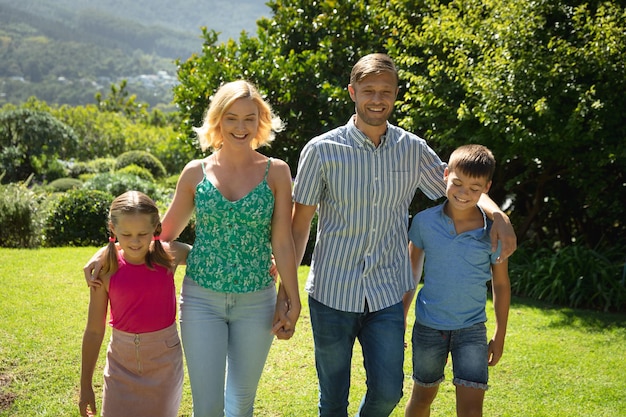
[490, 240, 503, 264]
[408, 215, 424, 248]
[416, 141, 447, 201]
[293, 141, 323, 206]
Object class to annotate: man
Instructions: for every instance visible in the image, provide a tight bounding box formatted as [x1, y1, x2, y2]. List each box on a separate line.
[290, 53, 516, 417]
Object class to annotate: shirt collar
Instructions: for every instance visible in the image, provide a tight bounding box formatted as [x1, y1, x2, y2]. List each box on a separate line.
[440, 201, 490, 236]
[346, 115, 389, 148]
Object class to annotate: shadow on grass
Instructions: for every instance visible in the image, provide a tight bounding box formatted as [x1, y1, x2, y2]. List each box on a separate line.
[509, 294, 626, 332]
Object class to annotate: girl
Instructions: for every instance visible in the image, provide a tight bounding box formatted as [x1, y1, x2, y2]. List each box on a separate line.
[79, 191, 190, 417]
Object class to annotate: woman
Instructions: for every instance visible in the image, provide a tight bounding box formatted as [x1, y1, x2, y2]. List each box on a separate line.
[160, 80, 301, 417]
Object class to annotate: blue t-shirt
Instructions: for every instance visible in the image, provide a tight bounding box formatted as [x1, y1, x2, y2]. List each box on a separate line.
[408, 202, 501, 330]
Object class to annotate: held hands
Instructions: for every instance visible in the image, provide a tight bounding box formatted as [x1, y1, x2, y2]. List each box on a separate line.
[272, 293, 301, 340]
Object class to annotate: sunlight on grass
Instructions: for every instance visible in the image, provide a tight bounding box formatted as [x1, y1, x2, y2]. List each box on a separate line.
[1, 248, 625, 416]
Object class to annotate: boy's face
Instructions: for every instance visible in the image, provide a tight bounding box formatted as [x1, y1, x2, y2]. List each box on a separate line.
[444, 168, 492, 211]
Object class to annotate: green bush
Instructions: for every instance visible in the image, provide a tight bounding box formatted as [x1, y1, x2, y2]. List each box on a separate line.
[115, 150, 167, 179]
[0, 180, 47, 248]
[162, 174, 181, 190]
[31, 155, 68, 182]
[116, 164, 155, 182]
[89, 157, 116, 173]
[68, 161, 96, 178]
[509, 242, 626, 312]
[47, 177, 83, 192]
[82, 172, 166, 202]
[44, 188, 113, 247]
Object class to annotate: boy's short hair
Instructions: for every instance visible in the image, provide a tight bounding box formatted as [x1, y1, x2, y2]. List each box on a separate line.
[448, 144, 496, 181]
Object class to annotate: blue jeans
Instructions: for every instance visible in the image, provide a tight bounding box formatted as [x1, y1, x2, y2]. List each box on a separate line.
[309, 296, 405, 417]
[180, 277, 276, 417]
[411, 321, 489, 390]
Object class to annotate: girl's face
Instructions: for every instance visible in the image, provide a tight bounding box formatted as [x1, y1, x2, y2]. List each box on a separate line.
[110, 213, 155, 265]
[220, 98, 259, 149]
[444, 168, 491, 211]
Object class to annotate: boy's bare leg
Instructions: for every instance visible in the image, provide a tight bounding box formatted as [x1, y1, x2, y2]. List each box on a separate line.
[455, 385, 484, 417]
[405, 384, 439, 417]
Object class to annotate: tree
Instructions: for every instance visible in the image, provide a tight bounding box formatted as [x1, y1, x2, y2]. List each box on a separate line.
[95, 80, 150, 121]
[0, 107, 78, 182]
[383, 0, 626, 246]
[52, 104, 128, 161]
[172, 0, 626, 248]
[173, 0, 389, 171]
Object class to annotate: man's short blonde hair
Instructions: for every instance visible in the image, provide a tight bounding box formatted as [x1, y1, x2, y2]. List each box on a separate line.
[350, 53, 399, 86]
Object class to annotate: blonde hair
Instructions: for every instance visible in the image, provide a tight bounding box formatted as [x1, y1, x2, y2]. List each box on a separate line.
[193, 80, 284, 152]
[101, 191, 173, 277]
[448, 144, 496, 181]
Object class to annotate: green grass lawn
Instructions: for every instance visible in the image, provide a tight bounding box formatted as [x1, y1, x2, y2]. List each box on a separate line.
[1, 247, 625, 416]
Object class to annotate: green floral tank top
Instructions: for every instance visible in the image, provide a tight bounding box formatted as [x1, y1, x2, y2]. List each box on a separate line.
[185, 159, 274, 293]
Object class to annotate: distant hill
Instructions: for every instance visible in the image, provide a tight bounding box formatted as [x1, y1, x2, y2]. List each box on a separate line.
[0, 0, 270, 109]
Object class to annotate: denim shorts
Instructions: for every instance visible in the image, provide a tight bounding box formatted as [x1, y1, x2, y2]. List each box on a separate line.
[411, 321, 489, 390]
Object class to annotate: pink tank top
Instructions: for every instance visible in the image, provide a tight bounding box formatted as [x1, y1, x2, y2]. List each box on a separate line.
[108, 256, 176, 333]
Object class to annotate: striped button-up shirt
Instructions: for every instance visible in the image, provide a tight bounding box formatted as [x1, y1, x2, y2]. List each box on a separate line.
[293, 116, 446, 312]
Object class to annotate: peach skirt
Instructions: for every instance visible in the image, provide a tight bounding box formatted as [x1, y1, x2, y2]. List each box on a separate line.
[101, 323, 183, 417]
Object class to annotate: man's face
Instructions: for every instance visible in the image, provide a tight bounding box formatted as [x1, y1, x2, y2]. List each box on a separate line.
[348, 72, 399, 128]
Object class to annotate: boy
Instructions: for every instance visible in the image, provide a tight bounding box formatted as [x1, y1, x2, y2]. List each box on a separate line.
[404, 144, 511, 417]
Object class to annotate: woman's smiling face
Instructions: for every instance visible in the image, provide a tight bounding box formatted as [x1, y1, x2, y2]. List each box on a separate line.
[220, 98, 259, 148]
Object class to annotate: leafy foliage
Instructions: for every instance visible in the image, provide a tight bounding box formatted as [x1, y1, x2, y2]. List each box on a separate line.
[115, 150, 167, 179]
[82, 172, 167, 202]
[116, 164, 155, 182]
[173, 0, 389, 170]
[169, 0, 626, 306]
[86, 158, 117, 174]
[47, 177, 83, 192]
[50, 104, 128, 161]
[0, 178, 48, 248]
[43, 188, 114, 247]
[510, 242, 626, 312]
[383, 0, 626, 247]
[0, 108, 78, 183]
[122, 117, 193, 176]
[95, 81, 150, 120]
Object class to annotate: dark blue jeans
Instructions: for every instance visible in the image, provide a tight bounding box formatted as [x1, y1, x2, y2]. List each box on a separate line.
[309, 296, 405, 417]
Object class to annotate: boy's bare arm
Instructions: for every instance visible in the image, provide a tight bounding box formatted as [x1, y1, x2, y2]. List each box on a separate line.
[403, 243, 425, 321]
[488, 260, 511, 366]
